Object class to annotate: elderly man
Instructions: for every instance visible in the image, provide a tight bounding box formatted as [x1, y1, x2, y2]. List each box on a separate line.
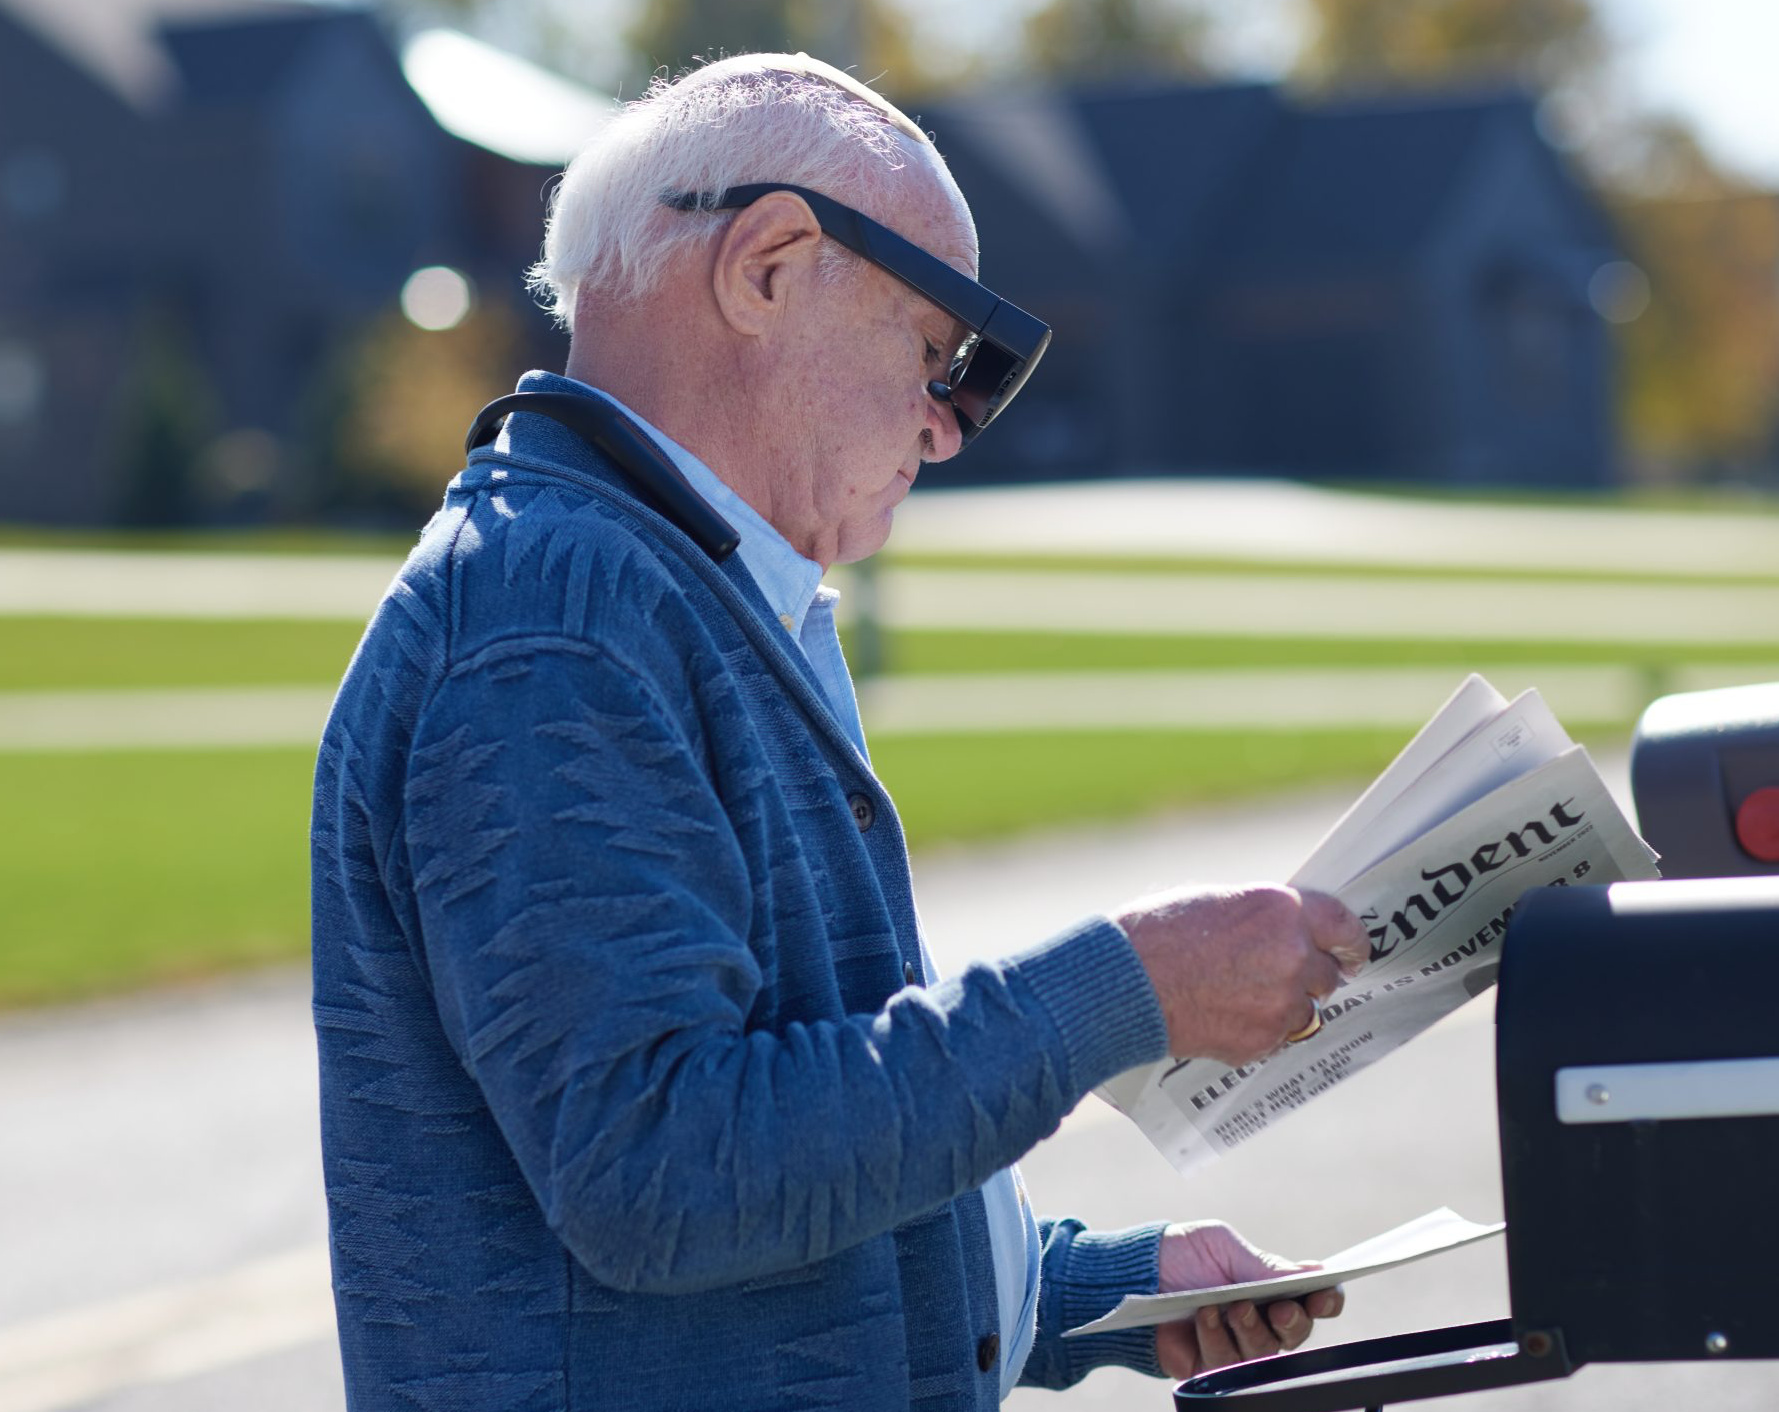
[312, 53, 1363, 1411]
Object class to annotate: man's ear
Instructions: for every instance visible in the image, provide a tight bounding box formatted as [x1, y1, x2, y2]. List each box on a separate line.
[710, 191, 825, 337]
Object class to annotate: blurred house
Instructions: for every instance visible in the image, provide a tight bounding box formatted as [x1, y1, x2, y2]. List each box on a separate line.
[1, 5, 1626, 524]
[0, 0, 571, 524]
[927, 81, 1623, 488]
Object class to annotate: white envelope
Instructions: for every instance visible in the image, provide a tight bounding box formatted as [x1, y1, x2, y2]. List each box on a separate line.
[1063, 1208, 1503, 1337]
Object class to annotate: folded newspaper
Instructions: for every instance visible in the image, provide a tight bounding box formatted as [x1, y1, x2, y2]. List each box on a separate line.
[1099, 673, 1662, 1176]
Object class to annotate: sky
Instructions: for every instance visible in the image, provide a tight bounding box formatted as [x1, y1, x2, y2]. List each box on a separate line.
[1613, 0, 1779, 184]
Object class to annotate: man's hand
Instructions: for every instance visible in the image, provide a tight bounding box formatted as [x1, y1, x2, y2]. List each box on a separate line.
[1153, 1220, 1345, 1381]
[1114, 884, 1367, 1065]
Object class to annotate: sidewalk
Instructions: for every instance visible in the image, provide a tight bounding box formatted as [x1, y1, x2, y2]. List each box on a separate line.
[5, 557, 1779, 638]
[891, 478, 1779, 578]
[866, 565, 1779, 642]
[4, 662, 1775, 752]
[4, 484, 1775, 617]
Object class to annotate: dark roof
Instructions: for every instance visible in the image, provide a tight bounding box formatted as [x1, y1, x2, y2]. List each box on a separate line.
[157, 6, 373, 103]
[0, 0, 288, 107]
[1213, 92, 1535, 273]
[1067, 79, 1284, 255]
[0, 7, 139, 128]
[931, 80, 1593, 292]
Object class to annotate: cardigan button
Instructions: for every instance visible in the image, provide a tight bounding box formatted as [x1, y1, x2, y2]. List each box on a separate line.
[903, 959, 917, 986]
[847, 792, 875, 832]
[976, 1331, 1000, 1373]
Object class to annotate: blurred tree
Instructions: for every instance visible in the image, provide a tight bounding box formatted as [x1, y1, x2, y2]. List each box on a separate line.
[625, 0, 919, 94]
[300, 298, 523, 525]
[1295, 0, 1607, 92]
[113, 304, 216, 527]
[1607, 122, 1779, 480]
[1017, 0, 1215, 81]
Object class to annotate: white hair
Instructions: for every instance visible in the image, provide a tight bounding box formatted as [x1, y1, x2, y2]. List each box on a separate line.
[528, 53, 966, 330]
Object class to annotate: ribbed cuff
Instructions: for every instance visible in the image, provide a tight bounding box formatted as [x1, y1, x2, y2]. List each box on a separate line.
[1053, 1219, 1169, 1382]
[1013, 915, 1168, 1097]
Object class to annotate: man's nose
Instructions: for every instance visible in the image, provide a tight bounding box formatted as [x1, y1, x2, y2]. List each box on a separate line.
[922, 384, 965, 463]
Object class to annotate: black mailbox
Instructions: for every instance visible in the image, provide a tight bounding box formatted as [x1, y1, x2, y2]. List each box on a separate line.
[1497, 877, 1779, 1365]
[1631, 682, 1779, 878]
[1175, 876, 1779, 1410]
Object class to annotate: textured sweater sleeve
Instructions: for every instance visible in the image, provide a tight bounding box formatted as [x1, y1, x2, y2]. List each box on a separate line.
[1018, 1218, 1169, 1389]
[402, 637, 1169, 1296]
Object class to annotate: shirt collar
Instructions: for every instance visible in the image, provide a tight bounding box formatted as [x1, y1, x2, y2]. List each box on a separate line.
[565, 378, 826, 636]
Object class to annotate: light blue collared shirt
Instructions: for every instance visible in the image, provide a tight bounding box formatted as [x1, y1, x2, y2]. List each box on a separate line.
[572, 382, 1041, 1398]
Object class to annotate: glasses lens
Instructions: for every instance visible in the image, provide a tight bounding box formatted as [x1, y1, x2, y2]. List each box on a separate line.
[950, 339, 1029, 440]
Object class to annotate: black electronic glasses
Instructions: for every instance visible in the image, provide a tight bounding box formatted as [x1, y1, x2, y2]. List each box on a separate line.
[662, 182, 1051, 447]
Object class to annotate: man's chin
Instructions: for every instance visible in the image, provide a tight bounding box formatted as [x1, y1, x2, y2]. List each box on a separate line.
[834, 510, 898, 566]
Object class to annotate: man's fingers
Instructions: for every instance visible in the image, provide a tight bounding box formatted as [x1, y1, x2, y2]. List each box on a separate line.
[1278, 953, 1343, 1048]
[1195, 1304, 1240, 1370]
[1225, 1301, 1283, 1362]
[1300, 890, 1369, 976]
[1304, 1285, 1345, 1319]
[1155, 1320, 1196, 1381]
[1307, 950, 1344, 1003]
[1265, 1299, 1312, 1350]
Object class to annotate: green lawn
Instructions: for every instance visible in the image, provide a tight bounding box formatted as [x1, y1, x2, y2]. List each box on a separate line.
[0, 616, 365, 689]
[0, 748, 315, 1007]
[880, 629, 1779, 676]
[5, 545, 1774, 1008]
[0, 728, 1431, 1007]
[875, 727, 1413, 848]
[6, 714, 1658, 1002]
[2, 716, 1648, 1008]
[0, 524, 414, 555]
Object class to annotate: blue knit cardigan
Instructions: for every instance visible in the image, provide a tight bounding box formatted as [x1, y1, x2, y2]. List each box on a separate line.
[311, 379, 1174, 1411]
